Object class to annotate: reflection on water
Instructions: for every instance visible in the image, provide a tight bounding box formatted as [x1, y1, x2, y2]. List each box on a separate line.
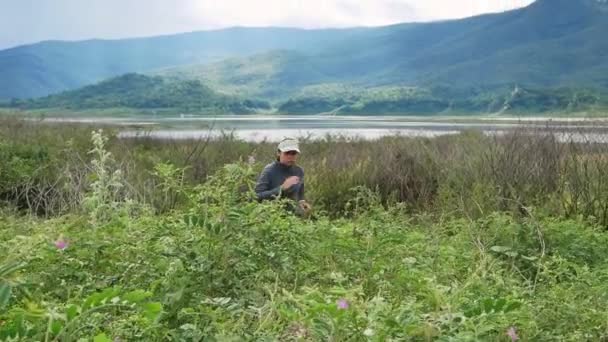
[35, 115, 608, 143]
[118, 129, 608, 144]
[118, 128, 463, 142]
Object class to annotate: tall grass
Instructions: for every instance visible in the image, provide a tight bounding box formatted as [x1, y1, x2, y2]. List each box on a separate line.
[4, 117, 608, 340]
[2, 117, 608, 225]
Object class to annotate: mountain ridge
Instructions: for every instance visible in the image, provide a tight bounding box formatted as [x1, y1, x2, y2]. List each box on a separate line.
[0, 27, 365, 99]
[10, 73, 271, 114]
[2, 0, 608, 115]
[154, 0, 608, 99]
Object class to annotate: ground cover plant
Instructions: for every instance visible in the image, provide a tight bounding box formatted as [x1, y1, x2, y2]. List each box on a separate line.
[2, 118, 608, 340]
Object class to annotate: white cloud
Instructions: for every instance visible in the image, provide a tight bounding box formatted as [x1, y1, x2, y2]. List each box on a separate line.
[189, 0, 418, 28]
[0, 0, 535, 49]
[411, 0, 534, 21]
[188, 0, 534, 28]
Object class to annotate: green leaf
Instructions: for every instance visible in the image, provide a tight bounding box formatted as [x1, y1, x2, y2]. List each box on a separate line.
[66, 304, 79, 322]
[0, 262, 25, 278]
[464, 307, 482, 318]
[490, 246, 511, 253]
[494, 298, 507, 311]
[83, 288, 121, 309]
[93, 333, 112, 342]
[18, 302, 47, 319]
[228, 209, 243, 220]
[123, 290, 152, 304]
[483, 298, 494, 313]
[51, 320, 64, 335]
[142, 302, 163, 321]
[504, 301, 522, 312]
[0, 282, 11, 309]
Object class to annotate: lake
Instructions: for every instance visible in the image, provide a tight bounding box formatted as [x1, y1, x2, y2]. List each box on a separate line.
[39, 115, 608, 143]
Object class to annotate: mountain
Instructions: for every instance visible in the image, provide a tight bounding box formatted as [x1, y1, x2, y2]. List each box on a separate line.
[10, 74, 603, 115]
[162, 0, 608, 93]
[0, 27, 367, 99]
[155, 50, 338, 101]
[4, 0, 608, 114]
[148, 0, 608, 115]
[11, 73, 270, 114]
[274, 84, 606, 115]
[387, 0, 608, 87]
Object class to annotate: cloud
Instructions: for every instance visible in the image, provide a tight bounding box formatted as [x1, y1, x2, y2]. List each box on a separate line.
[411, 0, 534, 21]
[190, 0, 419, 28]
[0, 0, 535, 49]
[0, 0, 201, 48]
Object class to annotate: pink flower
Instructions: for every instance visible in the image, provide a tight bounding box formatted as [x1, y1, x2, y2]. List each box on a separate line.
[506, 327, 519, 341]
[337, 299, 349, 310]
[55, 238, 69, 250]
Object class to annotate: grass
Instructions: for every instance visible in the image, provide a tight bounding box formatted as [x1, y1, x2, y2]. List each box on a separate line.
[2, 118, 608, 340]
[4, 116, 608, 222]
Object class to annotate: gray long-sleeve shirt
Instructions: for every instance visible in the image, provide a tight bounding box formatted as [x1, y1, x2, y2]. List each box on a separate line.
[255, 161, 305, 201]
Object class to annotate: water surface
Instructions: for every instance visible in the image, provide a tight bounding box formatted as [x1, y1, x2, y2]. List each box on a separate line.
[38, 115, 608, 143]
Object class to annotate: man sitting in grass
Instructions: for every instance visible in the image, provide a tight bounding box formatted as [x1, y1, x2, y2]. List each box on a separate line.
[255, 138, 312, 217]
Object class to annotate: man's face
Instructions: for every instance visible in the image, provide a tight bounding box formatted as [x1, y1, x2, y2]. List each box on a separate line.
[279, 150, 299, 166]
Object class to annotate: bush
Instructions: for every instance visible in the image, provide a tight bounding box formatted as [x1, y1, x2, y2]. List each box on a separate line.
[2, 159, 608, 339]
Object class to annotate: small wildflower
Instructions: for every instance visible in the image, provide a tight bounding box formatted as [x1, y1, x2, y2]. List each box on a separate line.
[248, 155, 256, 165]
[54, 237, 69, 250]
[363, 328, 374, 337]
[337, 299, 349, 310]
[506, 326, 519, 341]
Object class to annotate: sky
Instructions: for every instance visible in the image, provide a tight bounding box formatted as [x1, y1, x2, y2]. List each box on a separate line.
[0, 0, 535, 49]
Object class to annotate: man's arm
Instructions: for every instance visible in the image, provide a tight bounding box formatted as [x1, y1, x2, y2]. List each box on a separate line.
[255, 166, 281, 201]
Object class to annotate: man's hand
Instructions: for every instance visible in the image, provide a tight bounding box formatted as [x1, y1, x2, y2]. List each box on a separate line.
[298, 200, 313, 219]
[299, 200, 312, 211]
[281, 176, 300, 190]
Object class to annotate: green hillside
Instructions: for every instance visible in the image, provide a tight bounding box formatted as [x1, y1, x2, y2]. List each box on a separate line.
[156, 50, 338, 101]
[277, 85, 607, 115]
[4, 0, 608, 114]
[9, 74, 603, 115]
[10, 73, 270, 114]
[162, 0, 608, 93]
[321, 0, 608, 88]
[0, 28, 365, 99]
[148, 0, 608, 114]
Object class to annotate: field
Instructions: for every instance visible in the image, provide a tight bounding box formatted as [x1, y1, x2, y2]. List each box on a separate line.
[2, 117, 608, 341]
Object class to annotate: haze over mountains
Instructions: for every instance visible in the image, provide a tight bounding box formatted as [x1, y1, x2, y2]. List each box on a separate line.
[2, 0, 607, 114]
[0, 28, 365, 100]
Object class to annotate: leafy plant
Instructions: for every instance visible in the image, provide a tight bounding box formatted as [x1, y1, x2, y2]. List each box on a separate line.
[0, 261, 26, 312]
[0, 287, 162, 341]
[82, 129, 132, 226]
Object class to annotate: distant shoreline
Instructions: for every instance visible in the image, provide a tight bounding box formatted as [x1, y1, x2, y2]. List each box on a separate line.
[4, 111, 608, 143]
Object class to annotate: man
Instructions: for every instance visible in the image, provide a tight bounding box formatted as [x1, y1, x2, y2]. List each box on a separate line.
[255, 138, 312, 217]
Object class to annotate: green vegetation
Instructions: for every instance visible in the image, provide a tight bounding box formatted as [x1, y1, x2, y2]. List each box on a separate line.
[151, 0, 608, 115]
[5, 75, 606, 115]
[8, 74, 271, 114]
[278, 85, 608, 115]
[3, 118, 608, 339]
[0, 28, 358, 99]
[156, 50, 330, 101]
[3, 0, 608, 117]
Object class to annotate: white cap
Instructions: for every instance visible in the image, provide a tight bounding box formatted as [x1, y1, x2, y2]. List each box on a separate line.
[278, 138, 300, 153]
